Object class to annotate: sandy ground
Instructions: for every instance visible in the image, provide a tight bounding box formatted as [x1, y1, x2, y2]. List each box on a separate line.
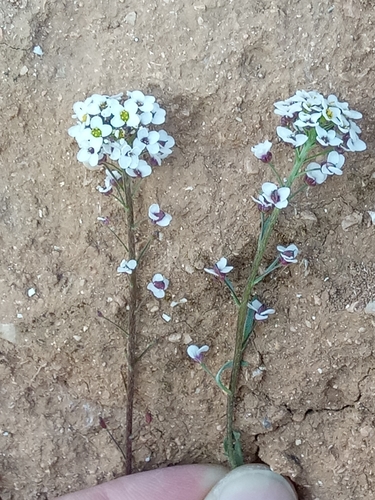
[1, 0, 375, 499]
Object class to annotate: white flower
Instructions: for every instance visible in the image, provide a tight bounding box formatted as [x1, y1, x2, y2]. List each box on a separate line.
[97, 169, 122, 194]
[127, 90, 155, 112]
[76, 138, 102, 168]
[157, 130, 175, 154]
[248, 299, 275, 321]
[117, 259, 137, 274]
[315, 125, 342, 147]
[294, 111, 321, 129]
[321, 151, 345, 176]
[133, 127, 160, 155]
[204, 258, 233, 280]
[274, 101, 302, 117]
[147, 273, 169, 299]
[251, 140, 272, 162]
[187, 344, 209, 363]
[89, 115, 113, 143]
[68, 121, 87, 140]
[140, 103, 166, 125]
[261, 182, 290, 209]
[148, 204, 172, 227]
[110, 99, 140, 129]
[118, 144, 141, 170]
[125, 160, 152, 178]
[102, 139, 124, 161]
[345, 129, 366, 152]
[305, 162, 327, 186]
[276, 126, 308, 147]
[277, 244, 299, 265]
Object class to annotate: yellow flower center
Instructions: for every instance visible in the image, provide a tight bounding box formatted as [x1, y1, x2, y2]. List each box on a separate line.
[326, 108, 333, 119]
[82, 113, 88, 123]
[91, 128, 102, 138]
[120, 110, 129, 122]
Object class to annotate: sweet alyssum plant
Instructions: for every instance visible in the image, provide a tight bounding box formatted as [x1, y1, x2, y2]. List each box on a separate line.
[68, 90, 175, 474]
[187, 90, 366, 468]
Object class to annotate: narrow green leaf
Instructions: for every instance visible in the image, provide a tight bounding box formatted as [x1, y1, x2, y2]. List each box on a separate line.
[242, 306, 255, 350]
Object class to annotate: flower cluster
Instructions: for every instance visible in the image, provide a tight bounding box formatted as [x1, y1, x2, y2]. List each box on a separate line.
[274, 90, 366, 186]
[68, 91, 175, 175]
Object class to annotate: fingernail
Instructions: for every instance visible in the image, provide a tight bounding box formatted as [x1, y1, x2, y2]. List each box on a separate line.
[204, 464, 298, 500]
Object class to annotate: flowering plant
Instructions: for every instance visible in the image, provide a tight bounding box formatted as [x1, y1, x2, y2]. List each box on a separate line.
[188, 90, 366, 468]
[68, 90, 175, 474]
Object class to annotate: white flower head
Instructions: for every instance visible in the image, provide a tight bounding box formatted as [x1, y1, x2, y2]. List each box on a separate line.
[187, 344, 209, 363]
[248, 299, 275, 321]
[127, 90, 156, 112]
[133, 127, 160, 155]
[345, 129, 367, 152]
[251, 141, 272, 163]
[305, 162, 327, 186]
[110, 99, 140, 129]
[276, 126, 308, 147]
[261, 182, 290, 210]
[117, 259, 137, 274]
[204, 258, 233, 280]
[315, 125, 342, 147]
[321, 151, 345, 176]
[147, 273, 169, 299]
[277, 244, 299, 265]
[140, 102, 166, 126]
[97, 169, 122, 194]
[125, 160, 152, 178]
[148, 204, 172, 227]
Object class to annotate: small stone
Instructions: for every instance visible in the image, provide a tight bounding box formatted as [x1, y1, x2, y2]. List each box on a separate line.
[295, 439, 302, 446]
[300, 210, 317, 222]
[365, 301, 375, 316]
[33, 45, 43, 56]
[162, 313, 171, 322]
[245, 159, 259, 175]
[27, 287, 36, 297]
[0, 324, 17, 344]
[16, 313, 23, 319]
[150, 305, 159, 313]
[19, 66, 28, 76]
[73, 335, 82, 341]
[183, 264, 195, 274]
[168, 333, 181, 342]
[124, 11, 137, 26]
[183, 333, 192, 344]
[367, 211, 375, 225]
[341, 212, 362, 231]
[194, 260, 205, 270]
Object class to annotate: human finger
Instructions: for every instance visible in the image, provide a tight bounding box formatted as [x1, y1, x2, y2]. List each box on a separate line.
[55, 464, 228, 500]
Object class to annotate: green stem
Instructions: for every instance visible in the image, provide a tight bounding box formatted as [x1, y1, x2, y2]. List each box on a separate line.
[225, 138, 314, 468]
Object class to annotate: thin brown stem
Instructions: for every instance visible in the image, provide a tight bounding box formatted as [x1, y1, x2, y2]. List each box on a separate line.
[123, 175, 137, 475]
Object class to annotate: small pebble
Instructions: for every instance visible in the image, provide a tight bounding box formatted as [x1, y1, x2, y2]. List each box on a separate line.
[73, 335, 82, 341]
[367, 211, 375, 225]
[168, 333, 181, 342]
[27, 288, 36, 297]
[124, 11, 137, 25]
[341, 212, 362, 231]
[19, 65, 28, 76]
[162, 313, 172, 322]
[33, 45, 43, 56]
[364, 301, 375, 316]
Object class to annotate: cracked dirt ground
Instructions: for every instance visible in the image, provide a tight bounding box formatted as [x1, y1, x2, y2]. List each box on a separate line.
[1, 1, 375, 499]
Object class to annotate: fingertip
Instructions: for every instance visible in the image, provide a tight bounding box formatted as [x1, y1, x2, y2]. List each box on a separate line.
[204, 465, 298, 500]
